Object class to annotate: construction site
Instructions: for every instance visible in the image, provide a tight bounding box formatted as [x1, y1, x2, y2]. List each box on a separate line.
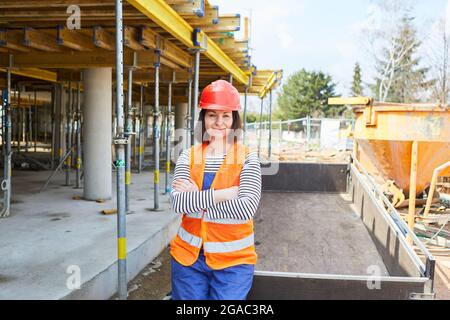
[0, 0, 449, 301]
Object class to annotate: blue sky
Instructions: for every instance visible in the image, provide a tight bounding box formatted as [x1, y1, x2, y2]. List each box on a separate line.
[212, 0, 448, 111]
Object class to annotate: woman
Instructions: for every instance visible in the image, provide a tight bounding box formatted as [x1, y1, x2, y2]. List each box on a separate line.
[169, 80, 262, 300]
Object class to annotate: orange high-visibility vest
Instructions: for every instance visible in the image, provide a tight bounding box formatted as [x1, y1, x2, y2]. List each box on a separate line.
[170, 141, 257, 270]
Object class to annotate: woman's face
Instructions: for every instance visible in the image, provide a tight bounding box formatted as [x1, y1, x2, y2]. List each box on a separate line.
[204, 110, 233, 140]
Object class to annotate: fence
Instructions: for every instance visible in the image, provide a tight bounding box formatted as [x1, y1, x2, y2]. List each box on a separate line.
[245, 116, 354, 160]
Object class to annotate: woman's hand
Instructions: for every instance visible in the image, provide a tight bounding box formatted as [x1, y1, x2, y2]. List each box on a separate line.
[172, 178, 199, 193]
[213, 186, 239, 203]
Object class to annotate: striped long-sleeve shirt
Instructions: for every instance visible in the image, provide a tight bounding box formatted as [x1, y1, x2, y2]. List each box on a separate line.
[171, 149, 262, 220]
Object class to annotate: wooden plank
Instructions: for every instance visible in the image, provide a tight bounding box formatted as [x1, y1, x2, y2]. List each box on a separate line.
[202, 14, 240, 33]
[185, 4, 219, 25]
[24, 27, 61, 52]
[93, 26, 114, 51]
[0, 8, 141, 19]
[160, 56, 184, 70]
[329, 97, 372, 106]
[57, 26, 96, 51]
[123, 25, 145, 51]
[0, 50, 157, 68]
[206, 32, 235, 40]
[139, 26, 191, 68]
[170, 0, 204, 17]
[213, 37, 234, 48]
[0, 0, 115, 9]
[159, 38, 191, 68]
[165, 0, 192, 5]
[221, 40, 248, 53]
[0, 29, 29, 52]
[140, 27, 187, 67]
[139, 26, 158, 49]
[0, 67, 57, 82]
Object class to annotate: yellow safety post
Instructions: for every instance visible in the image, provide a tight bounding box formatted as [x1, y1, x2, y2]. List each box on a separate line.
[424, 161, 450, 217]
[407, 141, 419, 245]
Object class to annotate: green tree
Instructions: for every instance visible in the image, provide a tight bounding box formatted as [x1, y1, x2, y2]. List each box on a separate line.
[277, 69, 340, 119]
[372, 16, 431, 102]
[351, 63, 363, 96]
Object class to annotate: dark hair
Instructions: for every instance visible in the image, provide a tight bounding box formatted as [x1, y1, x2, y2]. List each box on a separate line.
[195, 109, 243, 143]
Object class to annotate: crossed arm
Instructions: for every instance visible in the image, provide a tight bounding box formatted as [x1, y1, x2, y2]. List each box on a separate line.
[172, 178, 239, 204]
[170, 150, 262, 220]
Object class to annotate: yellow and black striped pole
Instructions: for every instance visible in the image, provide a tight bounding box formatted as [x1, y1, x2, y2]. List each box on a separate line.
[164, 74, 174, 194]
[153, 49, 161, 209]
[115, 0, 127, 300]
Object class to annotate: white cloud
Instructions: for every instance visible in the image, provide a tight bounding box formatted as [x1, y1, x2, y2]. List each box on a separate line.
[278, 32, 294, 49]
[277, 22, 295, 49]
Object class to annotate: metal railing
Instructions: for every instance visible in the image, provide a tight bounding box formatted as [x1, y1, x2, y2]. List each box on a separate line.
[351, 156, 435, 280]
[245, 116, 354, 157]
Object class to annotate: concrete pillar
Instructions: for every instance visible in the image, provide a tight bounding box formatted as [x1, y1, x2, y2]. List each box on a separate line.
[82, 68, 112, 200]
[175, 102, 188, 146]
[146, 114, 152, 139]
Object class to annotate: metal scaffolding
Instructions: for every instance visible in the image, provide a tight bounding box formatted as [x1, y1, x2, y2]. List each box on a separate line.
[114, 0, 127, 301]
[0, 54, 12, 218]
[153, 49, 161, 210]
[0, 0, 283, 299]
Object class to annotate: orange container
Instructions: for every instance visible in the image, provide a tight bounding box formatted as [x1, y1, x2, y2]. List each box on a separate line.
[353, 102, 450, 196]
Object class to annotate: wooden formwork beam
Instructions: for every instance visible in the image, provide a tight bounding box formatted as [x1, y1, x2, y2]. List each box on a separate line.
[1, 25, 190, 70]
[0, 67, 57, 83]
[218, 40, 248, 52]
[128, 0, 249, 84]
[93, 26, 115, 51]
[201, 14, 241, 33]
[207, 32, 235, 39]
[123, 25, 146, 51]
[0, 50, 158, 68]
[23, 27, 60, 52]
[170, 0, 204, 18]
[0, 29, 29, 52]
[57, 26, 97, 51]
[139, 26, 192, 68]
[0, 0, 116, 9]
[185, 4, 219, 25]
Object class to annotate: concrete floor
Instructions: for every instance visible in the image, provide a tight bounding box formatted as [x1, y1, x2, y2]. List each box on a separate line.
[254, 192, 389, 276]
[0, 168, 179, 300]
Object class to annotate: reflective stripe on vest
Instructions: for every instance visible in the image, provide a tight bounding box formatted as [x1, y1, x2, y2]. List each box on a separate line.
[203, 233, 254, 253]
[186, 211, 203, 219]
[170, 142, 257, 268]
[203, 214, 250, 225]
[178, 226, 202, 248]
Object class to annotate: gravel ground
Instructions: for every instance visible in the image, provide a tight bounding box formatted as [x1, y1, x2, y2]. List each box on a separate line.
[113, 246, 172, 300]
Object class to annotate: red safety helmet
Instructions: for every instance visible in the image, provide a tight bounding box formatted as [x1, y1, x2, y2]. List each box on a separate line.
[199, 80, 241, 111]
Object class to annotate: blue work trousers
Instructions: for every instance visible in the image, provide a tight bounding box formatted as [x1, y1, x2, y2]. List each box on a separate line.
[171, 250, 254, 300]
[171, 172, 255, 300]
